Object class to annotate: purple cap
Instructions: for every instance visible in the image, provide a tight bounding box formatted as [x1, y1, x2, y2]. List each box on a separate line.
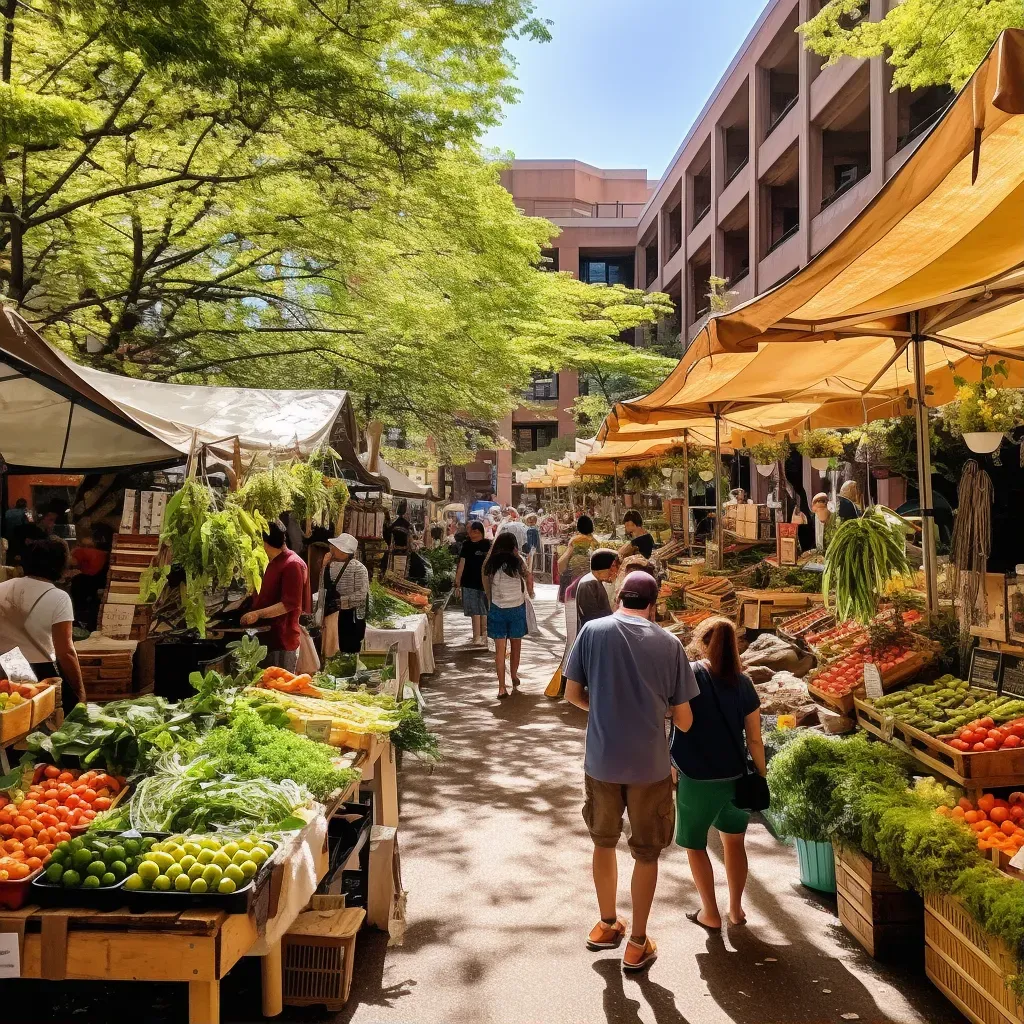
[619, 570, 659, 607]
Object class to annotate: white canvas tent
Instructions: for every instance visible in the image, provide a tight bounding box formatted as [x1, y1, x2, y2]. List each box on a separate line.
[0, 310, 368, 475]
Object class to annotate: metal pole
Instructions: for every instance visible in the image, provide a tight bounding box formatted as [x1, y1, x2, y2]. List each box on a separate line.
[682, 429, 691, 551]
[613, 460, 620, 527]
[912, 313, 939, 616]
[714, 413, 724, 569]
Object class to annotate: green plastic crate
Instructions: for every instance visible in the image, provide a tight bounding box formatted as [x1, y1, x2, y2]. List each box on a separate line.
[795, 838, 836, 893]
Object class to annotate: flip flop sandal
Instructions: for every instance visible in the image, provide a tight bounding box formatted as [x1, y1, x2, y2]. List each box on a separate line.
[686, 911, 721, 933]
[497, 691, 510, 700]
[511, 677, 521, 689]
[622, 937, 657, 972]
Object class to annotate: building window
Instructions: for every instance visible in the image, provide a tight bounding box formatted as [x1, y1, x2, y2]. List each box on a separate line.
[513, 423, 558, 452]
[644, 238, 658, 287]
[523, 371, 559, 401]
[580, 255, 635, 287]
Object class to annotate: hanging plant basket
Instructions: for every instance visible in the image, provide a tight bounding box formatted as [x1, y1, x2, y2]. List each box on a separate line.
[755, 462, 777, 477]
[698, 470, 715, 483]
[963, 431, 1004, 454]
[810, 458, 831, 472]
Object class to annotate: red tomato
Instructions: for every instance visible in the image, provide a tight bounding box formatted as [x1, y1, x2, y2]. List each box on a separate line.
[1005, 735, 1022, 748]
[984, 738, 999, 750]
[974, 742, 988, 752]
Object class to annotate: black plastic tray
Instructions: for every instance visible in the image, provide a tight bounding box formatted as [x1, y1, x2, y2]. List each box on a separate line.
[123, 840, 278, 914]
[30, 873, 129, 909]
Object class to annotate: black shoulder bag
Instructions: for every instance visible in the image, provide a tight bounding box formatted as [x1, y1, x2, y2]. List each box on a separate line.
[698, 665, 770, 812]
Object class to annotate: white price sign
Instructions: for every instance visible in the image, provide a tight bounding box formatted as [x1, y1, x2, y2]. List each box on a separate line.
[863, 663, 884, 700]
[0, 933, 21, 978]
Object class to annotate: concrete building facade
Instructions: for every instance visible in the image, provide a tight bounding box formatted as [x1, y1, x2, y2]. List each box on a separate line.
[465, 0, 952, 504]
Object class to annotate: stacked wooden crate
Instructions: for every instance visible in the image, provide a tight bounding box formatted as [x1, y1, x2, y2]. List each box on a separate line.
[99, 534, 160, 641]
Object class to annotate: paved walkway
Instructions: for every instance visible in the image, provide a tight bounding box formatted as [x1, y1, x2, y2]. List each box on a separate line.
[339, 585, 963, 1024]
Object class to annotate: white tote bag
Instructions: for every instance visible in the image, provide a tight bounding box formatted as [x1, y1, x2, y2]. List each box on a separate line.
[296, 625, 321, 675]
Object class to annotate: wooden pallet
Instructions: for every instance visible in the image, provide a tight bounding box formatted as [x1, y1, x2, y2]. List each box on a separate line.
[925, 892, 1024, 1024]
[856, 698, 1024, 789]
[834, 843, 922, 959]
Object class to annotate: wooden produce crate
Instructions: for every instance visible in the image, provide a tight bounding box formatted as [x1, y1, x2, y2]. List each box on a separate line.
[30, 682, 58, 727]
[808, 649, 934, 716]
[0, 698, 32, 743]
[283, 906, 366, 1011]
[925, 891, 1024, 1024]
[834, 843, 922, 959]
[856, 699, 1024, 790]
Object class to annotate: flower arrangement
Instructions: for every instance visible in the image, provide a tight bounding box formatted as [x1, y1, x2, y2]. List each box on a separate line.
[746, 437, 791, 465]
[796, 428, 845, 460]
[941, 361, 1024, 437]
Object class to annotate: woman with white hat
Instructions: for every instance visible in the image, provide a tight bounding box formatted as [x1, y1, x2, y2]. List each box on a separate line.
[322, 534, 370, 658]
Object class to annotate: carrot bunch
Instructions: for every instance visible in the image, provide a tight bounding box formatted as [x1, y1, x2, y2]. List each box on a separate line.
[0, 765, 125, 880]
[938, 792, 1024, 855]
[259, 667, 317, 695]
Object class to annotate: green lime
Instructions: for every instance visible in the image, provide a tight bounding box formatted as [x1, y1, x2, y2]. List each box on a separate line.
[62, 870, 81, 888]
[69, 837, 85, 852]
[221, 842, 239, 858]
[73, 848, 93, 870]
[197, 848, 215, 865]
[190, 878, 208, 894]
[249, 848, 268, 866]
[49, 847, 67, 864]
[212, 852, 231, 869]
[183, 842, 201, 857]
[165, 863, 183, 881]
[202, 864, 223, 887]
[255, 841, 274, 856]
[238, 839, 254, 852]
[101, 872, 116, 887]
[87, 860, 106, 877]
[224, 864, 245, 885]
[175, 873, 192, 891]
[123, 839, 140, 857]
[179, 855, 197, 872]
[217, 877, 237, 894]
[187, 862, 206, 881]
[82, 874, 100, 889]
[231, 850, 250, 866]
[124, 873, 144, 891]
[110, 860, 128, 880]
[152, 874, 171, 891]
[137, 860, 160, 883]
[239, 860, 257, 879]
[106, 844, 126, 864]
[45, 862, 64, 883]
[199, 838, 219, 851]
[141, 837, 156, 850]
[150, 852, 174, 872]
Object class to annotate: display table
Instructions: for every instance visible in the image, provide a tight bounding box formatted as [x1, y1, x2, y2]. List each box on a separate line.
[364, 613, 434, 705]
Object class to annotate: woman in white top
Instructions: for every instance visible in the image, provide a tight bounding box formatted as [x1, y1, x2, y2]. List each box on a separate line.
[321, 534, 370, 658]
[0, 538, 85, 709]
[482, 532, 534, 700]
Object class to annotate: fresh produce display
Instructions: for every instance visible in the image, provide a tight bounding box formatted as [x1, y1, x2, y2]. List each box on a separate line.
[40, 833, 155, 889]
[807, 620, 866, 657]
[946, 716, 1024, 752]
[124, 833, 275, 895]
[368, 580, 418, 627]
[0, 679, 51, 699]
[129, 755, 310, 833]
[822, 506, 912, 624]
[809, 640, 919, 699]
[871, 676, 1024, 736]
[195, 707, 361, 801]
[777, 606, 834, 638]
[0, 693, 26, 711]
[937, 793, 1024, 857]
[259, 666, 319, 695]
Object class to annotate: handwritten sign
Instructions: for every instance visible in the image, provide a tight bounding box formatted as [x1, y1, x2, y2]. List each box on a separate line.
[863, 663, 884, 700]
[0, 934, 20, 978]
[969, 648, 1002, 693]
[305, 719, 333, 743]
[1001, 654, 1024, 698]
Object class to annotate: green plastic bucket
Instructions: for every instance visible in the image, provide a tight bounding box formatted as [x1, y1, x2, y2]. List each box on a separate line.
[795, 838, 836, 893]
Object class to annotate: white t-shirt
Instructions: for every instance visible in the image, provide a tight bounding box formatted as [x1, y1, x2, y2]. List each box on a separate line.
[0, 577, 74, 663]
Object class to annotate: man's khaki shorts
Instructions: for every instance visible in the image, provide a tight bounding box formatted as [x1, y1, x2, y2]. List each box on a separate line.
[582, 774, 676, 863]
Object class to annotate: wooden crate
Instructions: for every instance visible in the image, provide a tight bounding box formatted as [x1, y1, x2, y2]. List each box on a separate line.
[808, 650, 934, 716]
[833, 843, 922, 959]
[30, 682, 57, 727]
[855, 698, 1024, 789]
[0, 698, 32, 742]
[925, 891, 1024, 1024]
[283, 907, 366, 1010]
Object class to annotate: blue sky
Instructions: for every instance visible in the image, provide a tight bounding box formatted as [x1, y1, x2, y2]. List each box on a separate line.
[484, 0, 769, 178]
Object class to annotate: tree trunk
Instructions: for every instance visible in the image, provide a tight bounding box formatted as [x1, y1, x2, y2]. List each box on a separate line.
[450, 464, 475, 515]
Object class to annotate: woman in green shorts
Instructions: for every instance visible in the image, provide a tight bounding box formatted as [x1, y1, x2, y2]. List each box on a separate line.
[670, 617, 766, 930]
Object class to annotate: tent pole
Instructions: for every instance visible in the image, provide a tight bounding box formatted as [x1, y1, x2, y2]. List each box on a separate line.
[613, 460, 620, 528]
[714, 412, 724, 569]
[682, 429, 690, 552]
[912, 313, 939, 616]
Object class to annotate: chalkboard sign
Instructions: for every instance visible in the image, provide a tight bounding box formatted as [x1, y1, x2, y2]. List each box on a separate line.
[969, 647, 1002, 692]
[1001, 653, 1024, 698]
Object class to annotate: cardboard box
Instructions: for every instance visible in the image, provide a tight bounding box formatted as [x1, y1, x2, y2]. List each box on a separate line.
[120, 490, 138, 534]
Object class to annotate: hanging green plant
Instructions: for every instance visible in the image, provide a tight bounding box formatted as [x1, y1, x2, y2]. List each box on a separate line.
[941, 360, 1024, 437]
[796, 428, 845, 460]
[745, 437, 791, 465]
[621, 464, 658, 494]
[228, 464, 294, 522]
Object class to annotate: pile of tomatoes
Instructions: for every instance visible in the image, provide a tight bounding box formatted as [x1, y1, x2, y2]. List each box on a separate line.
[938, 792, 1024, 855]
[947, 716, 1024, 752]
[0, 765, 124, 881]
[810, 643, 916, 698]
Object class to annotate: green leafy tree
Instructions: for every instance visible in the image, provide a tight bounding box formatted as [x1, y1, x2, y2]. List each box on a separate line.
[800, 0, 1024, 89]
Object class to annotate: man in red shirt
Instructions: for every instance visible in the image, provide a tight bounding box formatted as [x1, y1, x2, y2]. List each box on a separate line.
[240, 519, 311, 670]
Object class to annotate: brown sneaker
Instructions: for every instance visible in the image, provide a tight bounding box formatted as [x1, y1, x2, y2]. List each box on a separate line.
[586, 917, 627, 951]
[622, 936, 657, 971]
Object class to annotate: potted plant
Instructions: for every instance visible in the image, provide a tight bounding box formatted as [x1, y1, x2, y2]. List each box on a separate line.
[797, 428, 845, 472]
[622, 464, 656, 494]
[746, 437, 791, 476]
[688, 450, 716, 493]
[940, 360, 1024, 454]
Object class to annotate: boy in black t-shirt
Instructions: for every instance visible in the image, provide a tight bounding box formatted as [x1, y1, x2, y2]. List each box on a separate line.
[455, 521, 492, 646]
[618, 510, 655, 560]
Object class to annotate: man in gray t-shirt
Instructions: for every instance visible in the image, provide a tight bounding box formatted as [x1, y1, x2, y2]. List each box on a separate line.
[565, 572, 697, 972]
